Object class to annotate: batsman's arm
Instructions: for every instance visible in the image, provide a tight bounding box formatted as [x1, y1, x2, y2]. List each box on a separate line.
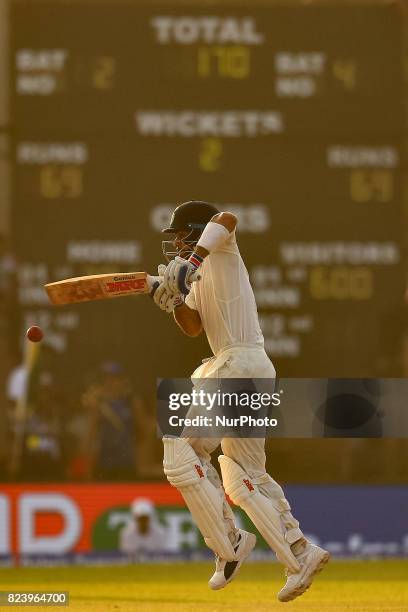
[194, 211, 237, 260]
[213, 211, 238, 231]
[172, 211, 237, 334]
[162, 212, 237, 296]
[173, 302, 203, 337]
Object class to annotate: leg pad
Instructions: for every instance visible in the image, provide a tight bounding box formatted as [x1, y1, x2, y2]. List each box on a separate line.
[219, 454, 301, 573]
[163, 437, 236, 561]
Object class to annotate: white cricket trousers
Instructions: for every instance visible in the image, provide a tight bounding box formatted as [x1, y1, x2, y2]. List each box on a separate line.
[185, 343, 276, 477]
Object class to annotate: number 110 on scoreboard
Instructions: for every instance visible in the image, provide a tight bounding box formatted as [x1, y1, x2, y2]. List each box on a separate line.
[197, 46, 250, 79]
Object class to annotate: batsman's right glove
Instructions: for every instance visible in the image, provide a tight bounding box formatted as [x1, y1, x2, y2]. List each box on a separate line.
[151, 265, 184, 313]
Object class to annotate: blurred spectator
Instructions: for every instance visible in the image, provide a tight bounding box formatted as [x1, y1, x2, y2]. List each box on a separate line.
[64, 399, 93, 480]
[17, 371, 64, 481]
[119, 498, 169, 556]
[83, 362, 140, 480]
[5, 349, 27, 477]
[134, 395, 165, 479]
[6, 349, 27, 409]
[64, 398, 92, 480]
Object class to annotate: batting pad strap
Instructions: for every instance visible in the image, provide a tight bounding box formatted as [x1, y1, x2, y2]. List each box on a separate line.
[285, 527, 304, 545]
[251, 473, 275, 487]
[276, 498, 292, 512]
[196, 221, 230, 253]
[163, 438, 236, 561]
[219, 455, 301, 574]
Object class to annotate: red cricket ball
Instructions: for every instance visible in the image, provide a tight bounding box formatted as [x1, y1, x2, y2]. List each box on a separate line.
[26, 325, 44, 343]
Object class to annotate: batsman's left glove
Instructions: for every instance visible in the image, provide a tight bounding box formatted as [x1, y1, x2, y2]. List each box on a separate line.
[162, 255, 202, 296]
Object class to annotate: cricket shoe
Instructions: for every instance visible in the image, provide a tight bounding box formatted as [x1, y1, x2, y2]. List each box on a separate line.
[277, 542, 330, 603]
[209, 529, 257, 590]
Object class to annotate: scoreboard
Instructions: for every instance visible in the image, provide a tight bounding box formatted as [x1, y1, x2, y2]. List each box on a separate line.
[11, 0, 405, 395]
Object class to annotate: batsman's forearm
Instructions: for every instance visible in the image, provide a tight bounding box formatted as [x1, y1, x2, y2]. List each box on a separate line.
[173, 303, 202, 337]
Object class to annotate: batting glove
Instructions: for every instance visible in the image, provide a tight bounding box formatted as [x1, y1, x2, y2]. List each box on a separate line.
[150, 264, 183, 313]
[152, 283, 184, 313]
[163, 255, 203, 296]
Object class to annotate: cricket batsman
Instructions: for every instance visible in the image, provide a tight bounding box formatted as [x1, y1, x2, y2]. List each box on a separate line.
[152, 201, 329, 602]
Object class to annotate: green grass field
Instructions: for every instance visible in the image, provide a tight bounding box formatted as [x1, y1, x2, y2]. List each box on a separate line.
[0, 560, 407, 611]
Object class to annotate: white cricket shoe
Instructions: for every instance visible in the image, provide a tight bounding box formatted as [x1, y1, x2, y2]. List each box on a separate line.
[208, 529, 257, 590]
[277, 543, 330, 603]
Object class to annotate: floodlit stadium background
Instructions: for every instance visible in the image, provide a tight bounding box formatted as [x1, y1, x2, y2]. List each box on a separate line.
[0, 0, 407, 564]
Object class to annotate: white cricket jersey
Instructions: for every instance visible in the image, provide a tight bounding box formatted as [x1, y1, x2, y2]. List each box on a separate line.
[185, 230, 264, 355]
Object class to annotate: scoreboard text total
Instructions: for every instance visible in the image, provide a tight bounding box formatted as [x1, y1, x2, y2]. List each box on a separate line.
[12, 2, 404, 377]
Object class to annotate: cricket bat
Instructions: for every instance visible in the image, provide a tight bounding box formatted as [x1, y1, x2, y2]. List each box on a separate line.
[44, 270, 200, 306]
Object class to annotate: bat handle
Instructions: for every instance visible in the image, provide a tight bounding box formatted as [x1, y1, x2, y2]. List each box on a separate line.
[147, 275, 161, 296]
[148, 272, 201, 286]
[148, 275, 161, 286]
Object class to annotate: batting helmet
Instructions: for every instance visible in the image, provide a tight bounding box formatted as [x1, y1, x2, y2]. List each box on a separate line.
[162, 200, 219, 260]
[162, 200, 219, 234]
